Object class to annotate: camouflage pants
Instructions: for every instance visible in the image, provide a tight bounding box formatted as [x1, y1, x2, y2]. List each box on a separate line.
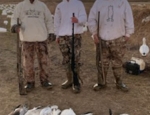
[96, 37, 127, 85]
[22, 41, 49, 83]
[58, 34, 82, 73]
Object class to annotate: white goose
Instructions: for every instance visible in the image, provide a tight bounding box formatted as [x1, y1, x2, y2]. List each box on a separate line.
[51, 105, 61, 115]
[60, 108, 76, 115]
[40, 106, 51, 115]
[25, 106, 42, 115]
[8, 105, 28, 115]
[139, 37, 149, 56]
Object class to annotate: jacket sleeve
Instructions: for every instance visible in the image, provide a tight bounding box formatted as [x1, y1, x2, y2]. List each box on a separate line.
[124, 0, 134, 37]
[44, 4, 54, 34]
[77, 2, 87, 26]
[54, 5, 61, 38]
[88, 0, 98, 35]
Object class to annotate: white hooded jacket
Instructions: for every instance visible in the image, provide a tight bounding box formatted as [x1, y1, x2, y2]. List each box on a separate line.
[54, 0, 87, 37]
[88, 0, 134, 40]
[11, 0, 54, 42]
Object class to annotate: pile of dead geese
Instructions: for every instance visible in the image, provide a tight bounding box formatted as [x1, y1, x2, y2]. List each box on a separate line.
[8, 105, 93, 115]
[8, 105, 129, 115]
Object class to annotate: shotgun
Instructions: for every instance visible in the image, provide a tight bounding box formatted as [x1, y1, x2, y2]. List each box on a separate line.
[109, 109, 112, 115]
[97, 12, 105, 84]
[71, 13, 80, 92]
[17, 18, 27, 95]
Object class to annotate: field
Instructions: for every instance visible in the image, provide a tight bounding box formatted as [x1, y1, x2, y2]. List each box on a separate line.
[0, 2, 150, 115]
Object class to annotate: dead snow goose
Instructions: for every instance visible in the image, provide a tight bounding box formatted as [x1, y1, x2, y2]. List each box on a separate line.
[139, 37, 149, 56]
[24, 106, 42, 115]
[40, 106, 51, 115]
[51, 105, 61, 115]
[60, 108, 76, 115]
[40, 105, 61, 115]
[8, 105, 28, 115]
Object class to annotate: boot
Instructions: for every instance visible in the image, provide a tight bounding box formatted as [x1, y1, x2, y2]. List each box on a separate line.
[113, 67, 128, 92]
[24, 82, 35, 92]
[116, 78, 128, 92]
[72, 83, 80, 93]
[93, 71, 107, 91]
[61, 71, 72, 89]
[116, 82, 129, 92]
[72, 67, 81, 93]
[93, 83, 106, 91]
[41, 80, 53, 90]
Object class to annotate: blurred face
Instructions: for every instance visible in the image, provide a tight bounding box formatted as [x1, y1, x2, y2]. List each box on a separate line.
[30, 0, 35, 3]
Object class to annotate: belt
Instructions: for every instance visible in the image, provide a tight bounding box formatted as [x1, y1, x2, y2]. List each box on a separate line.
[101, 36, 124, 44]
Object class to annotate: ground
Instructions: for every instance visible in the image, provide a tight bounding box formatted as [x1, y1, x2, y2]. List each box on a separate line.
[0, 2, 150, 115]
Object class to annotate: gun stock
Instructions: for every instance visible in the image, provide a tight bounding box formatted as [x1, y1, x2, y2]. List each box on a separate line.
[17, 18, 27, 95]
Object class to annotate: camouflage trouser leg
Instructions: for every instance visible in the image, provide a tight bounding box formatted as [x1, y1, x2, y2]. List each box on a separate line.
[22, 41, 49, 84]
[108, 37, 127, 84]
[96, 37, 126, 85]
[22, 42, 35, 83]
[59, 35, 82, 76]
[36, 41, 49, 83]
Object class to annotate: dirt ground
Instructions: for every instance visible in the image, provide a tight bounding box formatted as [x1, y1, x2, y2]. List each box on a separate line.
[1, 2, 150, 115]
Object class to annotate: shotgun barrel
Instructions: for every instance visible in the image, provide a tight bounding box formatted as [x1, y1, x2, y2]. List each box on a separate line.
[97, 12, 105, 84]
[17, 18, 27, 95]
[71, 13, 80, 92]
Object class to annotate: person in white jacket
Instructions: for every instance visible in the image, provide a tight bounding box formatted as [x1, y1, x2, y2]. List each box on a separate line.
[11, 0, 55, 92]
[54, 0, 87, 93]
[88, 0, 134, 92]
